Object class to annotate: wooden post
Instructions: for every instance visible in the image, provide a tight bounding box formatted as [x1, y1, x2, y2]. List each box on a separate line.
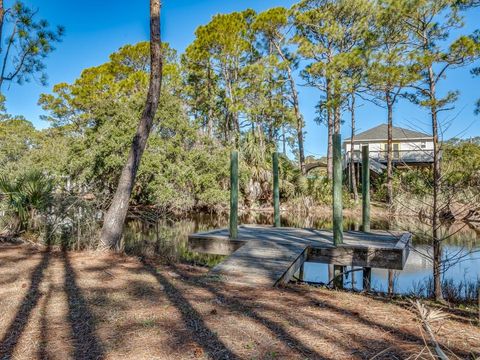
[388, 269, 394, 295]
[363, 267, 371, 292]
[362, 145, 370, 232]
[332, 133, 343, 245]
[230, 150, 238, 239]
[348, 161, 352, 192]
[356, 162, 360, 190]
[299, 263, 305, 281]
[333, 265, 344, 289]
[272, 152, 280, 227]
[351, 265, 355, 289]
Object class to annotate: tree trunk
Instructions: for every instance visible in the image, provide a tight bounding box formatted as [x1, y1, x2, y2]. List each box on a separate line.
[386, 92, 394, 206]
[326, 77, 333, 180]
[0, 0, 5, 90]
[333, 82, 341, 134]
[100, 0, 163, 250]
[206, 63, 213, 138]
[0, 0, 4, 53]
[272, 40, 305, 174]
[428, 65, 443, 301]
[288, 69, 305, 175]
[350, 92, 358, 202]
[334, 106, 340, 134]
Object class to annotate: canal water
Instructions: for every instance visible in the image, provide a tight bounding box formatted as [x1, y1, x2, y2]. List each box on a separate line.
[123, 212, 479, 300]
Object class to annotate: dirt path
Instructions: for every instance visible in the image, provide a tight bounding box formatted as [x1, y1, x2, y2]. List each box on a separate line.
[0, 243, 478, 359]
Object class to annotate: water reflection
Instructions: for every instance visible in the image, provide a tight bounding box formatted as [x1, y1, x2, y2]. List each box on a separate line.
[123, 211, 479, 299]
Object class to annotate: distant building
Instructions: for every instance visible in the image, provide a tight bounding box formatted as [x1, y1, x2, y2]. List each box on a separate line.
[344, 124, 434, 169]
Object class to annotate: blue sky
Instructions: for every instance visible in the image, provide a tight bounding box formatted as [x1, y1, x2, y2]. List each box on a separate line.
[4, 0, 480, 157]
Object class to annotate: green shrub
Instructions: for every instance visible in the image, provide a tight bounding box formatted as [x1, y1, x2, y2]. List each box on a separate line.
[0, 171, 54, 232]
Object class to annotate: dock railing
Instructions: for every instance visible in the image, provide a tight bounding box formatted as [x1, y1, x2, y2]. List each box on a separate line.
[345, 149, 434, 165]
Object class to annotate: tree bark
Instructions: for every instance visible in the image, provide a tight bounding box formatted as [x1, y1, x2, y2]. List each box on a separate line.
[334, 104, 340, 133]
[326, 77, 333, 180]
[333, 84, 341, 134]
[271, 40, 305, 174]
[290, 74, 305, 175]
[285, 66, 305, 175]
[0, 0, 4, 55]
[386, 91, 394, 206]
[206, 63, 213, 138]
[100, 0, 163, 250]
[350, 92, 358, 202]
[428, 64, 443, 301]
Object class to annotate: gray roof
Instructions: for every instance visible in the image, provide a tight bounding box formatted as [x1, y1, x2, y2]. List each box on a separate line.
[344, 124, 431, 142]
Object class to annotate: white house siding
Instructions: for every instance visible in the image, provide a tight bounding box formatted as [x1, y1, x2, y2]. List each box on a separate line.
[344, 140, 434, 153]
[344, 139, 435, 164]
[399, 141, 434, 151]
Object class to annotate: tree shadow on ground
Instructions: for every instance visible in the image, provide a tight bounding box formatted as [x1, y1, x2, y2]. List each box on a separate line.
[140, 259, 240, 360]
[171, 264, 464, 359]
[38, 283, 53, 360]
[288, 285, 475, 359]
[369, 292, 480, 327]
[62, 249, 105, 360]
[0, 247, 51, 359]
[0, 243, 105, 360]
[169, 265, 343, 358]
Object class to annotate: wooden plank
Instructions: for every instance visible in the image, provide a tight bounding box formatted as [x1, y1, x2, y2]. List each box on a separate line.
[275, 247, 309, 286]
[188, 225, 411, 287]
[188, 236, 246, 256]
[307, 246, 405, 270]
[211, 240, 309, 287]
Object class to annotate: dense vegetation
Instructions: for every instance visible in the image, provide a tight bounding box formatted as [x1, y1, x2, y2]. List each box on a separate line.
[0, 0, 479, 302]
[1, 0, 479, 212]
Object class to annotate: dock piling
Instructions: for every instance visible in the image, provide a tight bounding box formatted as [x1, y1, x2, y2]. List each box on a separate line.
[230, 150, 239, 239]
[273, 152, 280, 227]
[363, 267, 371, 292]
[388, 269, 394, 295]
[333, 265, 344, 289]
[332, 133, 343, 245]
[362, 145, 370, 232]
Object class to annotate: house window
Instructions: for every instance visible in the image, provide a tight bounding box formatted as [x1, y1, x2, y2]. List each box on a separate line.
[421, 141, 426, 149]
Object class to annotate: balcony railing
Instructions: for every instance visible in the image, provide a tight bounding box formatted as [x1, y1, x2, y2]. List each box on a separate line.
[346, 149, 435, 164]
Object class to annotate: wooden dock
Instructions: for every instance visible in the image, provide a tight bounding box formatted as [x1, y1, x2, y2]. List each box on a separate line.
[188, 225, 411, 287]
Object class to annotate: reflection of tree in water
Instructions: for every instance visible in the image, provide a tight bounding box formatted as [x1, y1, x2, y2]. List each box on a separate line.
[122, 211, 477, 257]
[123, 214, 227, 264]
[120, 211, 478, 299]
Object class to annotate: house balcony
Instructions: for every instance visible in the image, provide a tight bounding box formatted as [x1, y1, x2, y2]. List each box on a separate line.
[345, 149, 435, 166]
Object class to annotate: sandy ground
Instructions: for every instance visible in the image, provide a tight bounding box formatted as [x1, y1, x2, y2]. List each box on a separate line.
[0, 243, 478, 360]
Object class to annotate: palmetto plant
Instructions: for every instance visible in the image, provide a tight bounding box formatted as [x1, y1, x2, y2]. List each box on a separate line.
[0, 171, 54, 233]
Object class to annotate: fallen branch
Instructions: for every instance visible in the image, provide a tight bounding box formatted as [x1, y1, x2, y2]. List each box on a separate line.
[412, 300, 449, 360]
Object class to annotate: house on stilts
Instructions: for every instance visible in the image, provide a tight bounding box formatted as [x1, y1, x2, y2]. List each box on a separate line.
[344, 124, 434, 176]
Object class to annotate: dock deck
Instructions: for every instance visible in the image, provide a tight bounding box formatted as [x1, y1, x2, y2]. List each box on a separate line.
[188, 225, 411, 287]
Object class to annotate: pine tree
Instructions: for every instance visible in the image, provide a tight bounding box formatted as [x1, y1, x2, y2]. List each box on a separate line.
[366, 0, 419, 206]
[100, 0, 163, 250]
[253, 7, 306, 174]
[403, 0, 480, 300]
[293, 0, 373, 179]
